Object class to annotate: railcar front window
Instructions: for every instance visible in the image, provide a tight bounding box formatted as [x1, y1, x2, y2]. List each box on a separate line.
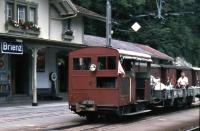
[97, 77, 116, 88]
[73, 57, 91, 70]
[98, 57, 106, 70]
[98, 56, 116, 70]
[108, 56, 116, 69]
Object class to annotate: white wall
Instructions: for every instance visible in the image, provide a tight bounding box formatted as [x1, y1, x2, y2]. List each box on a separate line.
[0, 0, 50, 39]
[30, 0, 50, 39]
[0, 0, 84, 44]
[71, 15, 84, 44]
[37, 48, 58, 89]
[49, 6, 84, 44]
[0, 0, 5, 33]
[49, 5, 62, 41]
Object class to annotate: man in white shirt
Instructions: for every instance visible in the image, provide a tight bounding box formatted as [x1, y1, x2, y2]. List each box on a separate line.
[177, 72, 189, 88]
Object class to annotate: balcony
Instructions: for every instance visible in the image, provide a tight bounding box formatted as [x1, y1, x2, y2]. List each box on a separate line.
[5, 20, 40, 37]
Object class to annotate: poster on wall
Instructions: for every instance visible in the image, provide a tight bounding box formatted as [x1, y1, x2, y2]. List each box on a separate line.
[37, 53, 45, 72]
[0, 54, 6, 71]
[0, 53, 9, 82]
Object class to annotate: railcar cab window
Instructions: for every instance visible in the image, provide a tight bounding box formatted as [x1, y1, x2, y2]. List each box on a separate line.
[98, 56, 116, 70]
[73, 57, 91, 70]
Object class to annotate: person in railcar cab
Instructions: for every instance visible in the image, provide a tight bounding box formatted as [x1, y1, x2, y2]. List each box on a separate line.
[177, 72, 189, 88]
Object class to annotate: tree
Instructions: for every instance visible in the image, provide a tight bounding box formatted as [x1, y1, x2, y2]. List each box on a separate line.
[73, 0, 200, 66]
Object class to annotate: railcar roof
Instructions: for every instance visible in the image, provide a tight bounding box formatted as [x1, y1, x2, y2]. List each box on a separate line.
[117, 49, 152, 62]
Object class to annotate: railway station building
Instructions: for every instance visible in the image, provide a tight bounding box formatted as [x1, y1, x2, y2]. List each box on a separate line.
[0, 0, 105, 103]
[0, 0, 174, 104]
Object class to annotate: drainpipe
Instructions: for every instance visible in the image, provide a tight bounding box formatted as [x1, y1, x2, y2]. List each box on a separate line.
[50, 13, 78, 20]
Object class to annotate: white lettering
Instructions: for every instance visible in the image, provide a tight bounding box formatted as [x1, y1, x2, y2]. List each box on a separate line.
[1, 41, 23, 54]
[3, 42, 8, 50]
[12, 46, 16, 51]
[18, 46, 22, 52]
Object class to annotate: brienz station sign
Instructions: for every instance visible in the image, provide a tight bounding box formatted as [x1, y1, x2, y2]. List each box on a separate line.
[0, 40, 23, 55]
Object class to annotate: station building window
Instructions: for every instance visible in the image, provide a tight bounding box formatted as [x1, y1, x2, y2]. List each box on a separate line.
[73, 57, 91, 70]
[29, 7, 37, 23]
[63, 19, 71, 31]
[98, 56, 116, 70]
[6, 0, 38, 23]
[6, 2, 14, 20]
[17, 5, 26, 22]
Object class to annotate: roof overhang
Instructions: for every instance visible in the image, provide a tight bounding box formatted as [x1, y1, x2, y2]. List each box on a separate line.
[75, 5, 106, 22]
[134, 44, 174, 61]
[49, 0, 105, 22]
[49, 0, 78, 17]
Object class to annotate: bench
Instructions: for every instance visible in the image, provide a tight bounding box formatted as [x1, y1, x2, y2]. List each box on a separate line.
[37, 88, 62, 100]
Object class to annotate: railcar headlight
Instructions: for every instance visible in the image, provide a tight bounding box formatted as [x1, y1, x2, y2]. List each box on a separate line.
[89, 64, 96, 72]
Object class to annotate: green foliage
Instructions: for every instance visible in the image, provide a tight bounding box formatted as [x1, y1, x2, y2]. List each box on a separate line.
[73, 0, 200, 66]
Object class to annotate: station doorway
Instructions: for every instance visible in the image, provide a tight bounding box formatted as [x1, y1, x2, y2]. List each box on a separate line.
[57, 53, 68, 93]
[11, 53, 31, 95]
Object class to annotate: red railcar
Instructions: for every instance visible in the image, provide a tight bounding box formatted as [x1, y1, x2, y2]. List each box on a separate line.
[68, 47, 152, 120]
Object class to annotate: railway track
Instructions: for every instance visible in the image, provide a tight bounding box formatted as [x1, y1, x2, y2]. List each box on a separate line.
[187, 126, 200, 131]
[49, 105, 199, 131]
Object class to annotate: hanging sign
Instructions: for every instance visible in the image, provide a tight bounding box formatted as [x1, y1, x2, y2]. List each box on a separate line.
[1, 40, 23, 55]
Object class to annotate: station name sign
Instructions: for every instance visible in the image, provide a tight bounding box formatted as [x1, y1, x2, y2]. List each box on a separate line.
[1, 40, 23, 55]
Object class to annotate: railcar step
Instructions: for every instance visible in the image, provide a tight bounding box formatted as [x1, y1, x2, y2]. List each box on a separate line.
[124, 110, 151, 116]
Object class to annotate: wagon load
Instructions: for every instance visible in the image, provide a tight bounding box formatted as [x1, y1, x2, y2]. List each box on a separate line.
[190, 86, 200, 98]
[152, 75, 200, 104]
[151, 75, 173, 90]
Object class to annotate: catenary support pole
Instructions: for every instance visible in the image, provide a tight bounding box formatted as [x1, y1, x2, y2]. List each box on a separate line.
[32, 48, 38, 106]
[106, 0, 112, 47]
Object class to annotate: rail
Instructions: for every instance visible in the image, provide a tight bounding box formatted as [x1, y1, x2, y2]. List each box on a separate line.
[186, 126, 200, 131]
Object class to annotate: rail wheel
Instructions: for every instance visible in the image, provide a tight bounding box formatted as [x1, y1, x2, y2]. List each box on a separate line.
[185, 97, 193, 106]
[86, 113, 99, 122]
